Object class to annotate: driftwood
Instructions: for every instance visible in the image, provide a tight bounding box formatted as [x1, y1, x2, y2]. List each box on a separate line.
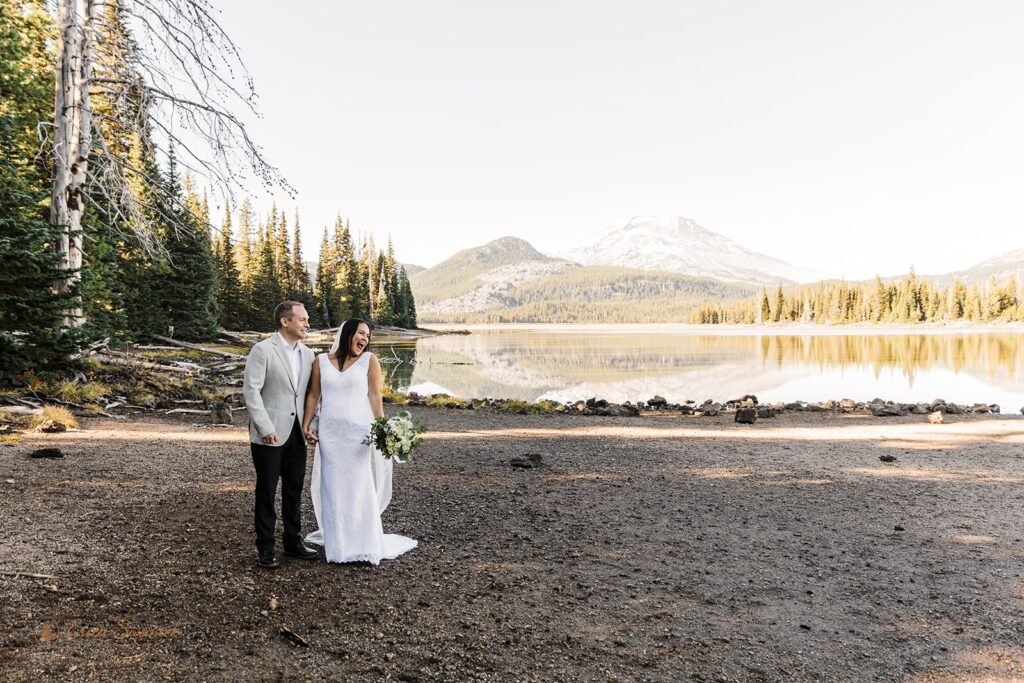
[96, 354, 200, 375]
[218, 332, 255, 348]
[152, 335, 246, 360]
[163, 408, 211, 415]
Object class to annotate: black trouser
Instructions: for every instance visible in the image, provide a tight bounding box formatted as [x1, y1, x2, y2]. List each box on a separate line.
[251, 420, 306, 551]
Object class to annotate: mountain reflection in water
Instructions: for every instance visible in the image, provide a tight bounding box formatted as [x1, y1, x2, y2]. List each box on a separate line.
[374, 327, 1024, 408]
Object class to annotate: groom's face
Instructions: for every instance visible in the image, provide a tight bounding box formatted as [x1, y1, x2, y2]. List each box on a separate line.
[280, 305, 310, 339]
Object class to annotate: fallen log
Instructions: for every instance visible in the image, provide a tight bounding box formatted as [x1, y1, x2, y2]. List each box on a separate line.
[217, 331, 255, 348]
[163, 408, 211, 416]
[152, 335, 246, 360]
[95, 354, 200, 375]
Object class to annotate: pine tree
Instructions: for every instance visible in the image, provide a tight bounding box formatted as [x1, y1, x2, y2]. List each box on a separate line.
[289, 210, 314, 311]
[249, 218, 282, 330]
[314, 227, 336, 328]
[155, 169, 218, 339]
[375, 273, 393, 324]
[214, 204, 246, 329]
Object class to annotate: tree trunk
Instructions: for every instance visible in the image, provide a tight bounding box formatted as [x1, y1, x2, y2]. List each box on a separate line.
[51, 0, 96, 328]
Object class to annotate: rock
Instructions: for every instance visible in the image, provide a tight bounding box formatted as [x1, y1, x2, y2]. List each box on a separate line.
[989, 404, 1000, 414]
[734, 408, 757, 424]
[510, 453, 543, 469]
[573, 401, 587, 413]
[911, 403, 930, 415]
[946, 402, 963, 415]
[930, 398, 946, 408]
[756, 406, 776, 419]
[879, 454, 897, 462]
[973, 403, 990, 414]
[4, 479, 13, 485]
[1021, 406, 1024, 416]
[927, 411, 944, 424]
[809, 402, 831, 412]
[211, 402, 232, 425]
[647, 395, 668, 408]
[894, 525, 905, 532]
[34, 419, 67, 433]
[871, 403, 906, 417]
[785, 402, 807, 411]
[839, 398, 857, 410]
[678, 404, 694, 415]
[29, 448, 65, 459]
[700, 403, 720, 417]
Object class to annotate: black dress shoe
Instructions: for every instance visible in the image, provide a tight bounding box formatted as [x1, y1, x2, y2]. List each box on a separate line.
[258, 549, 280, 569]
[283, 543, 319, 560]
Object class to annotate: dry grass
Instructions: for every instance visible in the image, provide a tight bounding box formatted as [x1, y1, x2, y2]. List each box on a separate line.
[29, 405, 78, 431]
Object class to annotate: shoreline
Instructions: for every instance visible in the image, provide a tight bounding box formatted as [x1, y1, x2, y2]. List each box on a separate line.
[420, 321, 1024, 336]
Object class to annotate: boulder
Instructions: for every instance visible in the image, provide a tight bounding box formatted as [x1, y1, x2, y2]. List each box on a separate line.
[927, 411, 944, 424]
[839, 398, 857, 410]
[30, 448, 65, 459]
[910, 403, 930, 415]
[989, 404, 1000, 414]
[785, 402, 807, 411]
[647, 395, 668, 408]
[871, 403, 906, 417]
[510, 453, 543, 469]
[734, 408, 757, 424]
[700, 404, 720, 417]
[678, 404, 694, 415]
[756, 406, 777, 419]
[809, 402, 831, 412]
[972, 403, 990, 414]
[945, 402, 963, 414]
[211, 402, 232, 425]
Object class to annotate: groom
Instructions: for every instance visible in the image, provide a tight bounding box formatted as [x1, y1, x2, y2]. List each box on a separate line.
[242, 301, 320, 568]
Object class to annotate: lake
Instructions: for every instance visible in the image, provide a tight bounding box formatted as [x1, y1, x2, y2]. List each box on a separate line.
[373, 325, 1024, 410]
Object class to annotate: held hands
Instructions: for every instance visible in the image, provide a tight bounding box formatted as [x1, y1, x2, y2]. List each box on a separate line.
[304, 428, 319, 445]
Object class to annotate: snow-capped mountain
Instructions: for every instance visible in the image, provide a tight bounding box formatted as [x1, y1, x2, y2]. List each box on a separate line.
[560, 216, 825, 285]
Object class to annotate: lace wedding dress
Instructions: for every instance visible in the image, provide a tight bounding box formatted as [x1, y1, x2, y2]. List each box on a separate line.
[304, 352, 417, 563]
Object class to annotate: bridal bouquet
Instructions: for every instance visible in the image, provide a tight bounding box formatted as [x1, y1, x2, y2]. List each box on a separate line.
[363, 411, 426, 463]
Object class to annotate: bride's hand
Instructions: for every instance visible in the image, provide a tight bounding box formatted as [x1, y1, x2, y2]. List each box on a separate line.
[305, 428, 318, 445]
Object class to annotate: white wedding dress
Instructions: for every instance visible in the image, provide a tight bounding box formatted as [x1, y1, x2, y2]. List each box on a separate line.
[304, 352, 417, 563]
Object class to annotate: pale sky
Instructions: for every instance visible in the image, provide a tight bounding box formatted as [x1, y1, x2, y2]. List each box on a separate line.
[215, 0, 1024, 280]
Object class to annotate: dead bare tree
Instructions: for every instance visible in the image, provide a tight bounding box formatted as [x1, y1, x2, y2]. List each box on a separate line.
[49, 0, 290, 327]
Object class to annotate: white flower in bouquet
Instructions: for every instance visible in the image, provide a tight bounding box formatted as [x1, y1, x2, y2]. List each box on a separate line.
[363, 411, 427, 463]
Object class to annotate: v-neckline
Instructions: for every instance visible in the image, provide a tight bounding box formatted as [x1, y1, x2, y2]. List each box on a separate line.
[330, 353, 363, 375]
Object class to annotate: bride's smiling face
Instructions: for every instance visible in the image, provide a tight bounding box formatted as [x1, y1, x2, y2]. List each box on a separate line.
[350, 323, 371, 357]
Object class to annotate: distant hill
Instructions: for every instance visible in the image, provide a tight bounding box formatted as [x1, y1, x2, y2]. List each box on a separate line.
[560, 215, 825, 285]
[930, 248, 1024, 285]
[409, 236, 756, 323]
[401, 263, 426, 276]
[409, 237, 569, 310]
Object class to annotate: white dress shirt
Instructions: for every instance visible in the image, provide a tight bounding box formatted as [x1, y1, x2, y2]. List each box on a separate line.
[276, 332, 302, 388]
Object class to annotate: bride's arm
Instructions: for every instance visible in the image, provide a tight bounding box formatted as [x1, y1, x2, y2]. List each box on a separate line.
[368, 354, 385, 420]
[302, 357, 322, 441]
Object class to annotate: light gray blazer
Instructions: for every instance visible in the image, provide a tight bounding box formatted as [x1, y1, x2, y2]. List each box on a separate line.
[242, 334, 316, 445]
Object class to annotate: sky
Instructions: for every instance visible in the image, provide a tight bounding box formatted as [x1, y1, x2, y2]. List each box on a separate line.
[213, 0, 1024, 280]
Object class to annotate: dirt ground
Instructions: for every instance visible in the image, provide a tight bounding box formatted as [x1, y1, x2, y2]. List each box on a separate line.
[2, 407, 1024, 682]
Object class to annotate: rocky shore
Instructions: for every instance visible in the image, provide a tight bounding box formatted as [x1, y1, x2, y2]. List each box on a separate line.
[392, 391, 1018, 422]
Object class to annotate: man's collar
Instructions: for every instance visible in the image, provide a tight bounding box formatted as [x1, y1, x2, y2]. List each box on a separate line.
[274, 331, 299, 350]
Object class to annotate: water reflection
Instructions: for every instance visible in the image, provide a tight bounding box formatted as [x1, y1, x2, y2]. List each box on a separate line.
[374, 327, 1024, 408]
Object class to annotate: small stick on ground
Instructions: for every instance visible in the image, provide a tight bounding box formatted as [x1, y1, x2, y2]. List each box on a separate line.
[0, 571, 58, 580]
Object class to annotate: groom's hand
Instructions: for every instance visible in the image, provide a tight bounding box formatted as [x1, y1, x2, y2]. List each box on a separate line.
[305, 428, 318, 445]
[261, 432, 279, 445]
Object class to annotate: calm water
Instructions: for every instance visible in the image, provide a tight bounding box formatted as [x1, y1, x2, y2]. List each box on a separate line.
[374, 325, 1024, 410]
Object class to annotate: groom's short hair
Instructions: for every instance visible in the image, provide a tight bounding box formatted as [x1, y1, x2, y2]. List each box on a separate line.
[274, 301, 304, 328]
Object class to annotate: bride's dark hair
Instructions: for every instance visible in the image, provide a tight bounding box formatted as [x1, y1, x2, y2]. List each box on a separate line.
[333, 318, 372, 362]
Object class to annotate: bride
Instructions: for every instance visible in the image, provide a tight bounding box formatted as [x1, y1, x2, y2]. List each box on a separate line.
[301, 319, 417, 563]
